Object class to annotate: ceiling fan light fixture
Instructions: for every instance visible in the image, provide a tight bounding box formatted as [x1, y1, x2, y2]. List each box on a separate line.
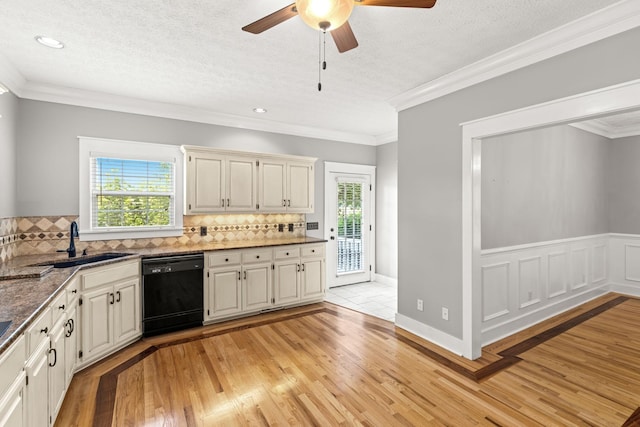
[295, 0, 354, 31]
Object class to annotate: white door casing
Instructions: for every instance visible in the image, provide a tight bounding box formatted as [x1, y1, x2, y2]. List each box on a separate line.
[324, 162, 376, 288]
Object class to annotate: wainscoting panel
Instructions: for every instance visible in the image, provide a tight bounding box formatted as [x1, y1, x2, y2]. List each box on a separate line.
[547, 251, 568, 298]
[518, 257, 541, 309]
[570, 248, 588, 290]
[481, 234, 610, 345]
[481, 262, 510, 321]
[609, 235, 640, 296]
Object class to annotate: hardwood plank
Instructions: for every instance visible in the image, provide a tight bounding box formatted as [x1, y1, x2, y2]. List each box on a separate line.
[57, 296, 640, 426]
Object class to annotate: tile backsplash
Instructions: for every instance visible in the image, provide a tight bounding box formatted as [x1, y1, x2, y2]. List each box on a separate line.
[0, 218, 19, 263]
[0, 213, 306, 262]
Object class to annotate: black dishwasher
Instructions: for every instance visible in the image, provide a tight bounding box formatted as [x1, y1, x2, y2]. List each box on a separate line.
[141, 254, 204, 337]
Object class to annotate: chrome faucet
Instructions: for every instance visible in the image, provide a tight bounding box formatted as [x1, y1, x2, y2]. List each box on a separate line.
[67, 221, 79, 258]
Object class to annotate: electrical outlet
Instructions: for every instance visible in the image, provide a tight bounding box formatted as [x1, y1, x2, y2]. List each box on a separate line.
[288, 223, 294, 232]
[200, 226, 207, 236]
[442, 307, 449, 321]
[278, 224, 284, 232]
[417, 299, 424, 311]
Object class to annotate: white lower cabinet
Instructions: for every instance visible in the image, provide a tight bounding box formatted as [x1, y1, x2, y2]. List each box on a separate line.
[79, 260, 141, 368]
[25, 336, 49, 427]
[205, 243, 325, 323]
[206, 266, 242, 319]
[0, 336, 26, 427]
[48, 318, 66, 421]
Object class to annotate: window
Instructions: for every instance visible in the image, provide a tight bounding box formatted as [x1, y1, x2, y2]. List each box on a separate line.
[79, 137, 183, 240]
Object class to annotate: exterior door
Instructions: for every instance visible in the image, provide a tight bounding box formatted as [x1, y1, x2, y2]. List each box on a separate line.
[325, 163, 375, 288]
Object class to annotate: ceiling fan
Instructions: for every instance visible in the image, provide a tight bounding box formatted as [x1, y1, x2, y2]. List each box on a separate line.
[242, 0, 438, 54]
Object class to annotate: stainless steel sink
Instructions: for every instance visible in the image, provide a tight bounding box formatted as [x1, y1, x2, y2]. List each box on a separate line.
[46, 252, 132, 268]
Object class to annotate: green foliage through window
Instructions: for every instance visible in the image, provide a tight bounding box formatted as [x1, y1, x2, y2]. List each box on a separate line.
[92, 157, 174, 228]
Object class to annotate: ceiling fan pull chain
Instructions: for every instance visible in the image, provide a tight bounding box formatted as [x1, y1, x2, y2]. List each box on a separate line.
[323, 30, 327, 71]
[318, 30, 322, 91]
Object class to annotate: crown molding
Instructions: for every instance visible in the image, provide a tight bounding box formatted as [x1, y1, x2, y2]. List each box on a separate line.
[375, 130, 398, 145]
[570, 120, 640, 139]
[16, 81, 379, 146]
[388, 0, 640, 112]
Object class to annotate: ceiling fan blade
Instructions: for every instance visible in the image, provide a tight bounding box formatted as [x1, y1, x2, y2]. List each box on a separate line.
[242, 3, 298, 34]
[331, 21, 359, 53]
[355, 0, 436, 8]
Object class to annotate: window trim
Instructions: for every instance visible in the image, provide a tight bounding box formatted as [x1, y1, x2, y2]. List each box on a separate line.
[79, 136, 183, 241]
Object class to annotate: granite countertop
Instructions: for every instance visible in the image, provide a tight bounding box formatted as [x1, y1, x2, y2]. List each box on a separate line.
[0, 236, 326, 355]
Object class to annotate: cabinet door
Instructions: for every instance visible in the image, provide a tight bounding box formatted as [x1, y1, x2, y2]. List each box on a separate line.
[242, 263, 272, 311]
[114, 279, 141, 345]
[187, 154, 225, 213]
[81, 287, 113, 362]
[64, 305, 77, 388]
[207, 267, 242, 318]
[273, 261, 300, 305]
[301, 259, 325, 301]
[0, 375, 25, 427]
[25, 340, 49, 427]
[287, 162, 313, 212]
[49, 320, 66, 422]
[227, 156, 256, 211]
[259, 160, 287, 212]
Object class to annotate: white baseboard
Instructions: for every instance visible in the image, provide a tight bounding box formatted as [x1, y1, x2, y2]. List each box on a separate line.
[609, 282, 640, 297]
[395, 313, 464, 356]
[373, 273, 397, 286]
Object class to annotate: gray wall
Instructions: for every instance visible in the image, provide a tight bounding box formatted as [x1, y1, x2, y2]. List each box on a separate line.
[398, 27, 640, 339]
[376, 141, 397, 279]
[15, 100, 377, 239]
[482, 125, 609, 249]
[0, 90, 18, 218]
[608, 135, 640, 234]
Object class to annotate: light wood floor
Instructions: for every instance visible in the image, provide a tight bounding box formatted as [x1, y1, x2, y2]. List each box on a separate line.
[56, 294, 640, 426]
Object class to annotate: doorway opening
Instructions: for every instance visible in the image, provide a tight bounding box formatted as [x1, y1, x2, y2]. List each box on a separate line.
[324, 162, 394, 320]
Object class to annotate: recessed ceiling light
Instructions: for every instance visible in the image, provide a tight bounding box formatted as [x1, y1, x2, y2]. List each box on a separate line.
[253, 107, 267, 114]
[35, 35, 65, 49]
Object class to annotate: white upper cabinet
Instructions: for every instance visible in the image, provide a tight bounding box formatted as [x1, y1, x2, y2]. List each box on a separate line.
[259, 159, 314, 213]
[183, 146, 315, 215]
[183, 149, 257, 214]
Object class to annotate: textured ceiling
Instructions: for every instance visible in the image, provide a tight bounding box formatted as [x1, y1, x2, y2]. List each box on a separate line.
[0, 0, 625, 143]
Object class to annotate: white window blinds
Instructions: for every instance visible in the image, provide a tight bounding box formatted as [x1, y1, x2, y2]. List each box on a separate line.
[90, 157, 175, 229]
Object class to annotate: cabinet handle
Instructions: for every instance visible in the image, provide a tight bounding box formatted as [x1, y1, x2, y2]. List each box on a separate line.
[48, 348, 57, 367]
[40, 327, 48, 334]
[110, 293, 115, 305]
[311, 249, 315, 253]
[225, 258, 229, 262]
[116, 291, 121, 303]
[244, 271, 247, 280]
[297, 264, 300, 272]
[283, 199, 286, 207]
[222, 198, 225, 207]
[302, 264, 305, 272]
[59, 304, 65, 310]
[288, 199, 291, 207]
[65, 319, 74, 338]
[227, 198, 230, 206]
[256, 255, 260, 259]
[72, 289, 77, 294]
[237, 271, 241, 281]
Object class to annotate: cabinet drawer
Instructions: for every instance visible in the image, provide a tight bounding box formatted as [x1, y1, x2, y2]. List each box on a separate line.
[66, 276, 80, 305]
[26, 308, 51, 356]
[0, 335, 25, 397]
[208, 251, 241, 268]
[274, 247, 300, 260]
[301, 244, 324, 258]
[50, 291, 67, 326]
[242, 249, 273, 264]
[82, 260, 139, 290]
